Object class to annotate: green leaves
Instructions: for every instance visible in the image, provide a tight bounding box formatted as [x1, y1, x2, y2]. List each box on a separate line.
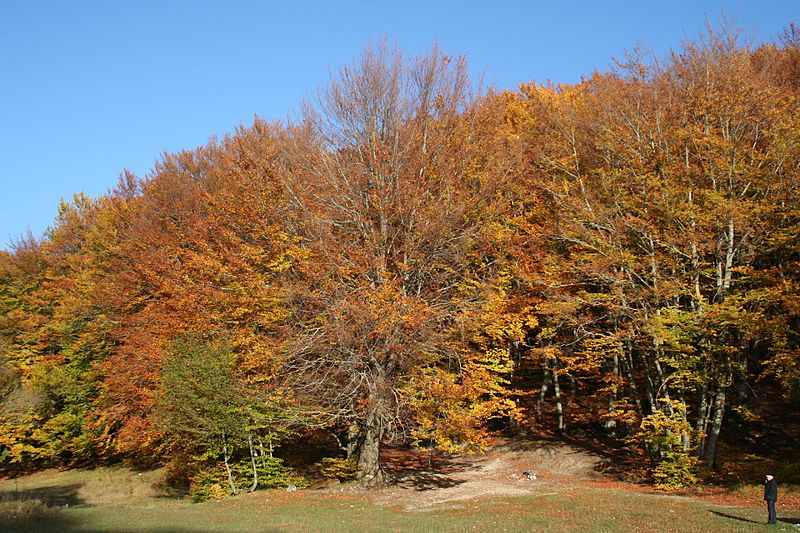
[156, 335, 243, 442]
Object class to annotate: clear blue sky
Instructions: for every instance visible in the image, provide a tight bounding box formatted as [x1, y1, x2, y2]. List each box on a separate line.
[0, 1, 796, 248]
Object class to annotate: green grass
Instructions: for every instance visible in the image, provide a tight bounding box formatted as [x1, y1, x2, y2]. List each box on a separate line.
[1, 468, 797, 532]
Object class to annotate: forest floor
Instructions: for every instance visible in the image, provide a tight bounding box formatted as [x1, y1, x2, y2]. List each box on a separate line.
[2, 438, 799, 532]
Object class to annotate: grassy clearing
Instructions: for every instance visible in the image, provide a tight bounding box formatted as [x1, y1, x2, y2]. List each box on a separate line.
[1, 468, 798, 532]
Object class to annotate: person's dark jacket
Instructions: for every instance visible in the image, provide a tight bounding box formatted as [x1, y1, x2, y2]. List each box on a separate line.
[764, 478, 778, 501]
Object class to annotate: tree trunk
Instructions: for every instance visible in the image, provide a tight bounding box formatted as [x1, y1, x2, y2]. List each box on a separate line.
[704, 354, 732, 467]
[653, 353, 674, 416]
[678, 397, 690, 452]
[247, 434, 258, 493]
[640, 349, 657, 415]
[553, 357, 564, 431]
[331, 423, 362, 460]
[357, 394, 386, 486]
[537, 359, 551, 423]
[722, 220, 735, 293]
[622, 341, 643, 418]
[346, 423, 362, 460]
[605, 350, 619, 430]
[695, 381, 709, 457]
[222, 431, 239, 495]
[703, 384, 726, 467]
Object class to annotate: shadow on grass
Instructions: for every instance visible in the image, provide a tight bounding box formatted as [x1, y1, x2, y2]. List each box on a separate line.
[0, 482, 86, 507]
[0, 511, 85, 533]
[0, 481, 287, 533]
[779, 517, 800, 524]
[0, 483, 86, 532]
[708, 510, 760, 524]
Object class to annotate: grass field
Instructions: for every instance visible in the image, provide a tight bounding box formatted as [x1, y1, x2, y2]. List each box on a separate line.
[1, 467, 798, 532]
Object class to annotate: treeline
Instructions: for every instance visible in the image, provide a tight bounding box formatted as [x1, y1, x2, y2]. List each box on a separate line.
[1, 25, 798, 494]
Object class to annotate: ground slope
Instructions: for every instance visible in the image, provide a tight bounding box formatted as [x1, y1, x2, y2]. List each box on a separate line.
[2, 440, 799, 532]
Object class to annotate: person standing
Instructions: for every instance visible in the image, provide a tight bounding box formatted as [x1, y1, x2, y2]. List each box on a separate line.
[764, 474, 778, 525]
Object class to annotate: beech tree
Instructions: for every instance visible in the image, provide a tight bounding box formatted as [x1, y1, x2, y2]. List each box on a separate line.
[282, 44, 519, 483]
[95, 123, 300, 459]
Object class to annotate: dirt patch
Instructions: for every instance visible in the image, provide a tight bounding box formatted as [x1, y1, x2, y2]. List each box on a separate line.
[370, 439, 602, 511]
[364, 438, 800, 513]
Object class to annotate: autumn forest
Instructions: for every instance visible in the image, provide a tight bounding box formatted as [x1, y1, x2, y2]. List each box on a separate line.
[1, 24, 799, 499]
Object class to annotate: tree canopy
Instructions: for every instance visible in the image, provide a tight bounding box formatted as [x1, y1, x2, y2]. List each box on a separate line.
[1, 24, 798, 493]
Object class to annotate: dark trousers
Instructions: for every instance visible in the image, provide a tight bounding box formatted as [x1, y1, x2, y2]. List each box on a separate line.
[766, 499, 777, 524]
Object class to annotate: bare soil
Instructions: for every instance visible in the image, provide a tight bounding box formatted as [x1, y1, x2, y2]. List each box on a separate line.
[367, 439, 602, 511]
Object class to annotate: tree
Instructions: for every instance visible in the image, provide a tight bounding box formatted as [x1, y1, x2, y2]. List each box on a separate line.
[95, 122, 300, 460]
[282, 43, 520, 483]
[157, 335, 247, 494]
[0, 196, 117, 467]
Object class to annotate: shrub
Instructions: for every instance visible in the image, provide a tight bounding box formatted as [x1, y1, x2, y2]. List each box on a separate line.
[316, 457, 358, 481]
[230, 455, 307, 490]
[652, 450, 700, 490]
[189, 469, 232, 502]
[633, 399, 700, 490]
[189, 454, 309, 502]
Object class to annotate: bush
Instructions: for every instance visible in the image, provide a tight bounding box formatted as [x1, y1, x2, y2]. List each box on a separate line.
[316, 457, 358, 481]
[189, 469, 232, 502]
[652, 450, 700, 490]
[633, 399, 700, 490]
[189, 454, 309, 502]
[230, 455, 307, 490]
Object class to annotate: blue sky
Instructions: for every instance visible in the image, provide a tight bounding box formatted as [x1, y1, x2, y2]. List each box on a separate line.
[0, 1, 796, 248]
